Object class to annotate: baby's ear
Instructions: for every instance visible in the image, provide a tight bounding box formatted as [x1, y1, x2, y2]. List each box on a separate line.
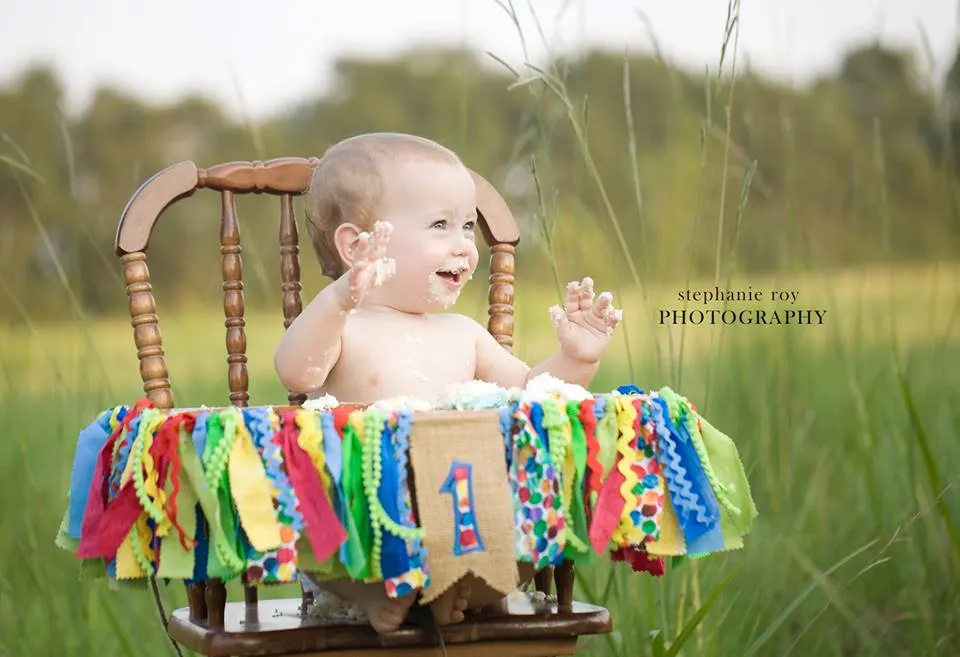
[333, 222, 364, 270]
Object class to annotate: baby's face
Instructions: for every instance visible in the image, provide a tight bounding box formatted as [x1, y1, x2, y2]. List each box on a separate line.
[373, 157, 480, 312]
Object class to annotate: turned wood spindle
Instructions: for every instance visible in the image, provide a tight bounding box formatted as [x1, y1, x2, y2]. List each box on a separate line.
[205, 579, 228, 629]
[535, 567, 553, 596]
[186, 583, 207, 623]
[279, 193, 307, 407]
[487, 242, 516, 351]
[122, 252, 174, 409]
[221, 190, 249, 408]
[221, 190, 259, 611]
[554, 560, 575, 613]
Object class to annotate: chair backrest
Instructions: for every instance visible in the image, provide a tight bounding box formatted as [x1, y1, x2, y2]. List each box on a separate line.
[114, 157, 521, 411]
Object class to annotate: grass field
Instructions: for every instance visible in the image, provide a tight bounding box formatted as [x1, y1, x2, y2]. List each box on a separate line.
[1, 262, 957, 657]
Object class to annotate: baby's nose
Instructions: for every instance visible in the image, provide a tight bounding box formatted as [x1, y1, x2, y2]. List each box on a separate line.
[451, 235, 472, 255]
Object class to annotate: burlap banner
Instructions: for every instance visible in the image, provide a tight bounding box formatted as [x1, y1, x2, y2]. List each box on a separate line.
[408, 410, 519, 605]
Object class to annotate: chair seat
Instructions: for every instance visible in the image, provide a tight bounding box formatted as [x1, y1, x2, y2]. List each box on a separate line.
[167, 592, 611, 657]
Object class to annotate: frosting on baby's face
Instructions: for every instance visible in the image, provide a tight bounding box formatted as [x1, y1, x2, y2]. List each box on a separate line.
[363, 157, 480, 314]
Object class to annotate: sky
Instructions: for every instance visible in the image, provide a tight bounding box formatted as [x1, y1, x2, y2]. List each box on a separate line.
[2, 0, 958, 120]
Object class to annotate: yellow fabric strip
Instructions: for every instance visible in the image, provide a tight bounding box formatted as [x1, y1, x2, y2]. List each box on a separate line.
[295, 409, 333, 492]
[645, 488, 685, 556]
[227, 408, 283, 553]
[612, 398, 643, 546]
[115, 525, 145, 579]
[120, 411, 157, 487]
[135, 512, 156, 573]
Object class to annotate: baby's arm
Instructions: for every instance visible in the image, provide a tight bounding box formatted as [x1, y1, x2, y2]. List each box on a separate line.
[275, 222, 394, 393]
[474, 277, 621, 389]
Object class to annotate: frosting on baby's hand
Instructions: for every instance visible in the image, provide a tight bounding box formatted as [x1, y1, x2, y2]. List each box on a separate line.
[337, 220, 395, 310]
[549, 277, 622, 363]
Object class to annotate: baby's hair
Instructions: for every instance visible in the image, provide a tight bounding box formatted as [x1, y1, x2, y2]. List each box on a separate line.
[304, 132, 463, 279]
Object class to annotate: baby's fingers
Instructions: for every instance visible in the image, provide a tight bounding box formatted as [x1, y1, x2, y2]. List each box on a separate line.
[564, 280, 582, 314]
[577, 277, 595, 311]
[591, 291, 611, 316]
[369, 220, 393, 260]
[592, 292, 622, 327]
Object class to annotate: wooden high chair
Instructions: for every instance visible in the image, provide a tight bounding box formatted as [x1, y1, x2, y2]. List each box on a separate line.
[113, 156, 611, 657]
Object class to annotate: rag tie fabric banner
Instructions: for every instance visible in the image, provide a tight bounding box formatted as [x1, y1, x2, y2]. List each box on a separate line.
[55, 384, 758, 599]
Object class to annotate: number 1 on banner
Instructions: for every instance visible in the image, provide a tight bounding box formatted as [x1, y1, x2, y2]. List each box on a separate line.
[439, 460, 486, 556]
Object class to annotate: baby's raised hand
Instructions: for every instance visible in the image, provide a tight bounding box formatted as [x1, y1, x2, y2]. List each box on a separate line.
[336, 220, 396, 311]
[549, 277, 622, 364]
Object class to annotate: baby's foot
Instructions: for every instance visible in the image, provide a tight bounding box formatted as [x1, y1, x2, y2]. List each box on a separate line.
[366, 592, 417, 634]
[333, 580, 416, 634]
[430, 578, 472, 626]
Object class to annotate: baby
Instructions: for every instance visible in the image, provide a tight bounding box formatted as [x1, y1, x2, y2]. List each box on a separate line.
[274, 132, 622, 634]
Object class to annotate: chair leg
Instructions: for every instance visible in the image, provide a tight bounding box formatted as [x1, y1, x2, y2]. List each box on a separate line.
[205, 579, 227, 628]
[186, 582, 208, 623]
[554, 560, 575, 613]
[534, 566, 553, 596]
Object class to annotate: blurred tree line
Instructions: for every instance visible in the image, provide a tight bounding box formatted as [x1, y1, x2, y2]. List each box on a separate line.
[1, 43, 959, 321]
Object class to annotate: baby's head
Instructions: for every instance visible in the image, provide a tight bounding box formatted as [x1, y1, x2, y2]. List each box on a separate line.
[305, 133, 480, 311]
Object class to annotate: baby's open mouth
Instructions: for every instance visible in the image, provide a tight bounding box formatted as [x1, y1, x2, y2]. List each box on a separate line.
[436, 268, 466, 284]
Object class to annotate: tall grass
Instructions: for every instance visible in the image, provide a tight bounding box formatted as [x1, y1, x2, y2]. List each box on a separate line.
[1, 1, 959, 656]
[483, 1, 960, 656]
[1, 271, 957, 656]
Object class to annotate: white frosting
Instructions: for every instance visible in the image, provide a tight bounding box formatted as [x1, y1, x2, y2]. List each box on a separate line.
[438, 379, 520, 410]
[372, 257, 396, 286]
[370, 395, 434, 413]
[302, 394, 340, 410]
[300, 374, 599, 415]
[520, 373, 592, 403]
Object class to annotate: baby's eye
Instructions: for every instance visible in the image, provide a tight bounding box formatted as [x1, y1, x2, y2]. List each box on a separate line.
[463, 220, 476, 231]
[431, 219, 447, 230]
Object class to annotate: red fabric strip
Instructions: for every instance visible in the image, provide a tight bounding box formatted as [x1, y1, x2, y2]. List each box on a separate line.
[587, 468, 626, 555]
[153, 413, 196, 551]
[579, 399, 602, 499]
[611, 545, 665, 576]
[279, 411, 346, 562]
[332, 407, 352, 438]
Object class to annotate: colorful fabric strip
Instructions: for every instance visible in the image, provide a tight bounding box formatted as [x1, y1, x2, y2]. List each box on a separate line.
[57, 386, 755, 588]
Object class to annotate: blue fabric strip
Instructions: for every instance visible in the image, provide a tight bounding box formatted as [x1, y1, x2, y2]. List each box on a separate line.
[67, 410, 116, 538]
[499, 404, 515, 469]
[653, 398, 722, 550]
[315, 410, 349, 566]
[192, 412, 209, 458]
[393, 410, 428, 580]
[593, 395, 606, 422]
[377, 417, 409, 579]
[320, 411, 343, 485]
[186, 504, 209, 584]
[529, 402, 546, 451]
[108, 415, 139, 502]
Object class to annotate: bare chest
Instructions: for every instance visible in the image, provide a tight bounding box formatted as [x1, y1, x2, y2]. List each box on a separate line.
[323, 316, 477, 403]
